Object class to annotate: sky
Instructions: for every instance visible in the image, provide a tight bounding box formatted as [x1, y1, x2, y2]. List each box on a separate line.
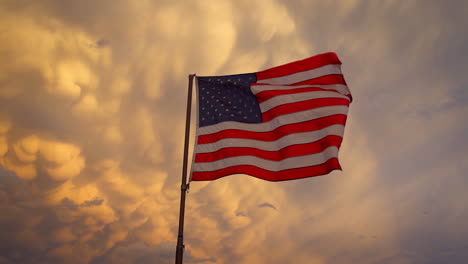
[0, 0, 467, 263]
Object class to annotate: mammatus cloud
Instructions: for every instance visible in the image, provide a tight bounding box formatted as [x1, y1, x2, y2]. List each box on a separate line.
[1, 0, 468, 263]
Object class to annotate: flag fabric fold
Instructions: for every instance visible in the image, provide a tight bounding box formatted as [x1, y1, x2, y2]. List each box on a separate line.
[191, 52, 352, 181]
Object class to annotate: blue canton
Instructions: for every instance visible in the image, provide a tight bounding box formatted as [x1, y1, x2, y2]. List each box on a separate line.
[197, 73, 262, 127]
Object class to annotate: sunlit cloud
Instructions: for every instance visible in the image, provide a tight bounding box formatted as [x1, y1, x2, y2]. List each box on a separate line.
[0, 0, 467, 263]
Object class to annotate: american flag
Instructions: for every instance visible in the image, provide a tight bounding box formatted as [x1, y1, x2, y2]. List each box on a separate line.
[191, 52, 352, 181]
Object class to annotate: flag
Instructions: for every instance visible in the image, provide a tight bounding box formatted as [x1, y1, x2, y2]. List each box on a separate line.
[191, 52, 352, 181]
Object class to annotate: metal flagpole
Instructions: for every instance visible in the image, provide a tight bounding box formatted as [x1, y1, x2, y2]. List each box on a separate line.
[175, 74, 195, 264]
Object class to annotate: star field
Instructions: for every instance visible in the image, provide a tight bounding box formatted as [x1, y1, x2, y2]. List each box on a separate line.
[197, 73, 262, 127]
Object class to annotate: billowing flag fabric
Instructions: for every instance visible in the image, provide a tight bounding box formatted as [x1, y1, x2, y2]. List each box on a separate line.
[191, 52, 352, 181]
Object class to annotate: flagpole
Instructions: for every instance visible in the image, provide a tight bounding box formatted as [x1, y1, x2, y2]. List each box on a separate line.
[175, 74, 195, 264]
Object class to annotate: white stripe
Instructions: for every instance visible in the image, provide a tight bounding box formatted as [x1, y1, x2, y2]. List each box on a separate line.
[192, 146, 339, 172]
[259, 90, 350, 112]
[198, 105, 349, 135]
[251, 84, 350, 96]
[195, 124, 344, 154]
[259, 64, 342, 85]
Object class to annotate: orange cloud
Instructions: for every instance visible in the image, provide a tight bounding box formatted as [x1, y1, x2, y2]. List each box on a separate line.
[1, 0, 467, 264]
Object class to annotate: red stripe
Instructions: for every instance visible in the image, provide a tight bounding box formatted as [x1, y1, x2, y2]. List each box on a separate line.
[197, 114, 347, 144]
[262, 98, 350, 122]
[195, 135, 342, 162]
[191, 158, 341, 181]
[256, 86, 345, 103]
[256, 52, 342, 81]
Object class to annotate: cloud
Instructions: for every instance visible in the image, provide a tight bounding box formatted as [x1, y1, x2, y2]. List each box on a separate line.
[81, 198, 105, 207]
[258, 202, 278, 211]
[96, 39, 110, 48]
[1, 134, 85, 181]
[1, 0, 468, 263]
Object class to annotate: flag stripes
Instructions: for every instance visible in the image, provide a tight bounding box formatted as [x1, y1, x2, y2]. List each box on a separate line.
[261, 98, 350, 122]
[252, 83, 350, 95]
[256, 52, 342, 80]
[191, 52, 351, 181]
[191, 158, 341, 181]
[196, 122, 346, 153]
[293, 74, 347, 86]
[259, 90, 349, 112]
[255, 85, 350, 103]
[258, 64, 342, 85]
[192, 146, 339, 172]
[198, 105, 349, 135]
[195, 135, 343, 162]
